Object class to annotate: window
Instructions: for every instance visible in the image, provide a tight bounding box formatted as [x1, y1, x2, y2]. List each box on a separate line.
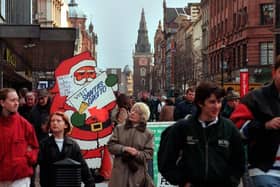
[0, 0, 5, 19]
[140, 67, 146, 76]
[111, 69, 117, 74]
[260, 42, 273, 65]
[141, 79, 145, 86]
[242, 44, 247, 67]
[260, 4, 273, 25]
[233, 13, 236, 30]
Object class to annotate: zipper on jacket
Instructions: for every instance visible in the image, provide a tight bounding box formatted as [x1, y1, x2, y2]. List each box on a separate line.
[203, 128, 209, 181]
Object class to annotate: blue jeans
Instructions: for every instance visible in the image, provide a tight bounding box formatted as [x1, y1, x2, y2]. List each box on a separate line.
[252, 175, 280, 187]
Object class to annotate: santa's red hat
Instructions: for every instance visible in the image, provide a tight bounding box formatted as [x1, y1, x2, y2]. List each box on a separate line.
[51, 51, 96, 93]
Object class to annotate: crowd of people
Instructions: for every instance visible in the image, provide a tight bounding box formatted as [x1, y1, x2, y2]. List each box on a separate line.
[1, 56, 280, 187]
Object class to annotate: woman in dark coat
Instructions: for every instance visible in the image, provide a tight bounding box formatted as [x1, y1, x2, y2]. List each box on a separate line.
[38, 111, 95, 187]
[108, 102, 154, 187]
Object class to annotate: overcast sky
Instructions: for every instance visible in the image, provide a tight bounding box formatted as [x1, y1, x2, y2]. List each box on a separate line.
[75, 0, 199, 70]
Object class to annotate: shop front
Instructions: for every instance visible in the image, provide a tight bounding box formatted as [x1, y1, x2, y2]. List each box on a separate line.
[0, 24, 76, 89]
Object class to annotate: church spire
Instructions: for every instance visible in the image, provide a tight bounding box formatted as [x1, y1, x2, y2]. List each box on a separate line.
[135, 8, 151, 53]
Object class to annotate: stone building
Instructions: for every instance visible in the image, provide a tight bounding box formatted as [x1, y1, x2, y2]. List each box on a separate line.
[33, 0, 64, 27]
[68, 0, 97, 58]
[153, 21, 165, 96]
[201, 0, 210, 80]
[133, 8, 153, 97]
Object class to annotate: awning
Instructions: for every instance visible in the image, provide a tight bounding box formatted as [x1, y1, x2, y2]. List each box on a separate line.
[0, 24, 76, 71]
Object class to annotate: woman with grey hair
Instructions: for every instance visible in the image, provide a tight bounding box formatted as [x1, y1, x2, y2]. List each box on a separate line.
[108, 102, 154, 187]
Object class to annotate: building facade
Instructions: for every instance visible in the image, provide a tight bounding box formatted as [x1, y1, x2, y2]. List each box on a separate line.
[208, 0, 274, 85]
[68, 0, 97, 58]
[34, 0, 64, 26]
[153, 21, 165, 96]
[275, 0, 280, 56]
[173, 14, 191, 94]
[201, 0, 210, 80]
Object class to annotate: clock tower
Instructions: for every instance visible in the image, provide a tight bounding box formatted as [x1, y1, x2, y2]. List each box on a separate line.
[133, 8, 153, 97]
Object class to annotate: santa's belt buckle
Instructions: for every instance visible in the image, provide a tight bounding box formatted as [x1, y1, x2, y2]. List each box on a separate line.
[90, 122, 103, 132]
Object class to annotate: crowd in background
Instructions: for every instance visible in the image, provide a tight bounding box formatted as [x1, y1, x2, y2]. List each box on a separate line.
[2, 55, 280, 187]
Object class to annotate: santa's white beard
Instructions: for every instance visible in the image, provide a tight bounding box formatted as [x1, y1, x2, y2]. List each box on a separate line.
[74, 77, 95, 85]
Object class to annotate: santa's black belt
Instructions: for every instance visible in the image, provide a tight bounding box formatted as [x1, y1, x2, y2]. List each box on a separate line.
[78, 119, 112, 132]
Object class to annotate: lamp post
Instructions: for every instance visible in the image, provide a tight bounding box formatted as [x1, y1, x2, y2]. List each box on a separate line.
[221, 44, 226, 88]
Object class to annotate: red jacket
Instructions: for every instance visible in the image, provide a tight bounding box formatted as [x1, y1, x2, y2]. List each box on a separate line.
[0, 113, 39, 181]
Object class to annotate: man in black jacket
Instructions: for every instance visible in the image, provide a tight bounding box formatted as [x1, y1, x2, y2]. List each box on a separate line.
[231, 55, 280, 187]
[159, 82, 245, 187]
[174, 88, 197, 120]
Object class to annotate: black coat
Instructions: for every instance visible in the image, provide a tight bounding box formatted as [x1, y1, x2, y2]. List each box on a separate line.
[160, 116, 245, 187]
[38, 135, 94, 187]
[241, 82, 280, 172]
[29, 99, 51, 141]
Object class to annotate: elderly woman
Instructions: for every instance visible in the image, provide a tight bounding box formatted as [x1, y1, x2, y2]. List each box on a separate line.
[108, 102, 154, 187]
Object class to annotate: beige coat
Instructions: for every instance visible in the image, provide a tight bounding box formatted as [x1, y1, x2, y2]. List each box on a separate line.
[108, 123, 154, 187]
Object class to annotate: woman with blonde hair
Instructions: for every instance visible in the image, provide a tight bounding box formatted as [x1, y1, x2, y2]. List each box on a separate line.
[108, 102, 154, 187]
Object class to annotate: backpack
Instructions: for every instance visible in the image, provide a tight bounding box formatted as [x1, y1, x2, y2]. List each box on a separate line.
[157, 116, 192, 175]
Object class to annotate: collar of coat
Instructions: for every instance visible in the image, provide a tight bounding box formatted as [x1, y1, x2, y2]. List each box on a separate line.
[48, 135, 74, 145]
[124, 120, 146, 132]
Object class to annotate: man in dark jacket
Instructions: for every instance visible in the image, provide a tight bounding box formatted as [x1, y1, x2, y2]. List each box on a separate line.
[230, 55, 280, 187]
[29, 89, 51, 142]
[159, 82, 245, 187]
[174, 87, 197, 120]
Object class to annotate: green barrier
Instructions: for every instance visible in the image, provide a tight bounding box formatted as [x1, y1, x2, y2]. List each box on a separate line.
[147, 122, 177, 187]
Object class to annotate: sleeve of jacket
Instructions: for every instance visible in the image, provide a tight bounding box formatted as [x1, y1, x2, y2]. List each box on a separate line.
[107, 125, 125, 156]
[228, 123, 246, 185]
[38, 139, 49, 187]
[24, 118, 39, 165]
[230, 103, 265, 140]
[134, 131, 154, 163]
[159, 122, 188, 185]
[73, 141, 95, 186]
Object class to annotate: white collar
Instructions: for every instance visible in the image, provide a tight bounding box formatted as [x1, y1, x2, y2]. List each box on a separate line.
[198, 117, 218, 128]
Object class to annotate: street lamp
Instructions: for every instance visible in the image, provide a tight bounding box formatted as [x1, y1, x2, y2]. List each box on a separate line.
[221, 44, 226, 87]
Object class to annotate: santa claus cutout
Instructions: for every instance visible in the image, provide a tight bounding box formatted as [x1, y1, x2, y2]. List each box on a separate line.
[51, 52, 117, 182]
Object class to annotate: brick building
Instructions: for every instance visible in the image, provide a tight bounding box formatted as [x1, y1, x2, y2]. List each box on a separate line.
[208, 0, 274, 85]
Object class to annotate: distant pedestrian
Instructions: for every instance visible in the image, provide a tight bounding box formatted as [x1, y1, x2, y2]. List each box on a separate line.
[159, 98, 174, 121]
[0, 88, 39, 187]
[18, 91, 36, 121]
[39, 111, 95, 187]
[29, 89, 51, 142]
[111, 93, 131, 126]
[174, 87, 197, 120]
[221, 90, 240, 118]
